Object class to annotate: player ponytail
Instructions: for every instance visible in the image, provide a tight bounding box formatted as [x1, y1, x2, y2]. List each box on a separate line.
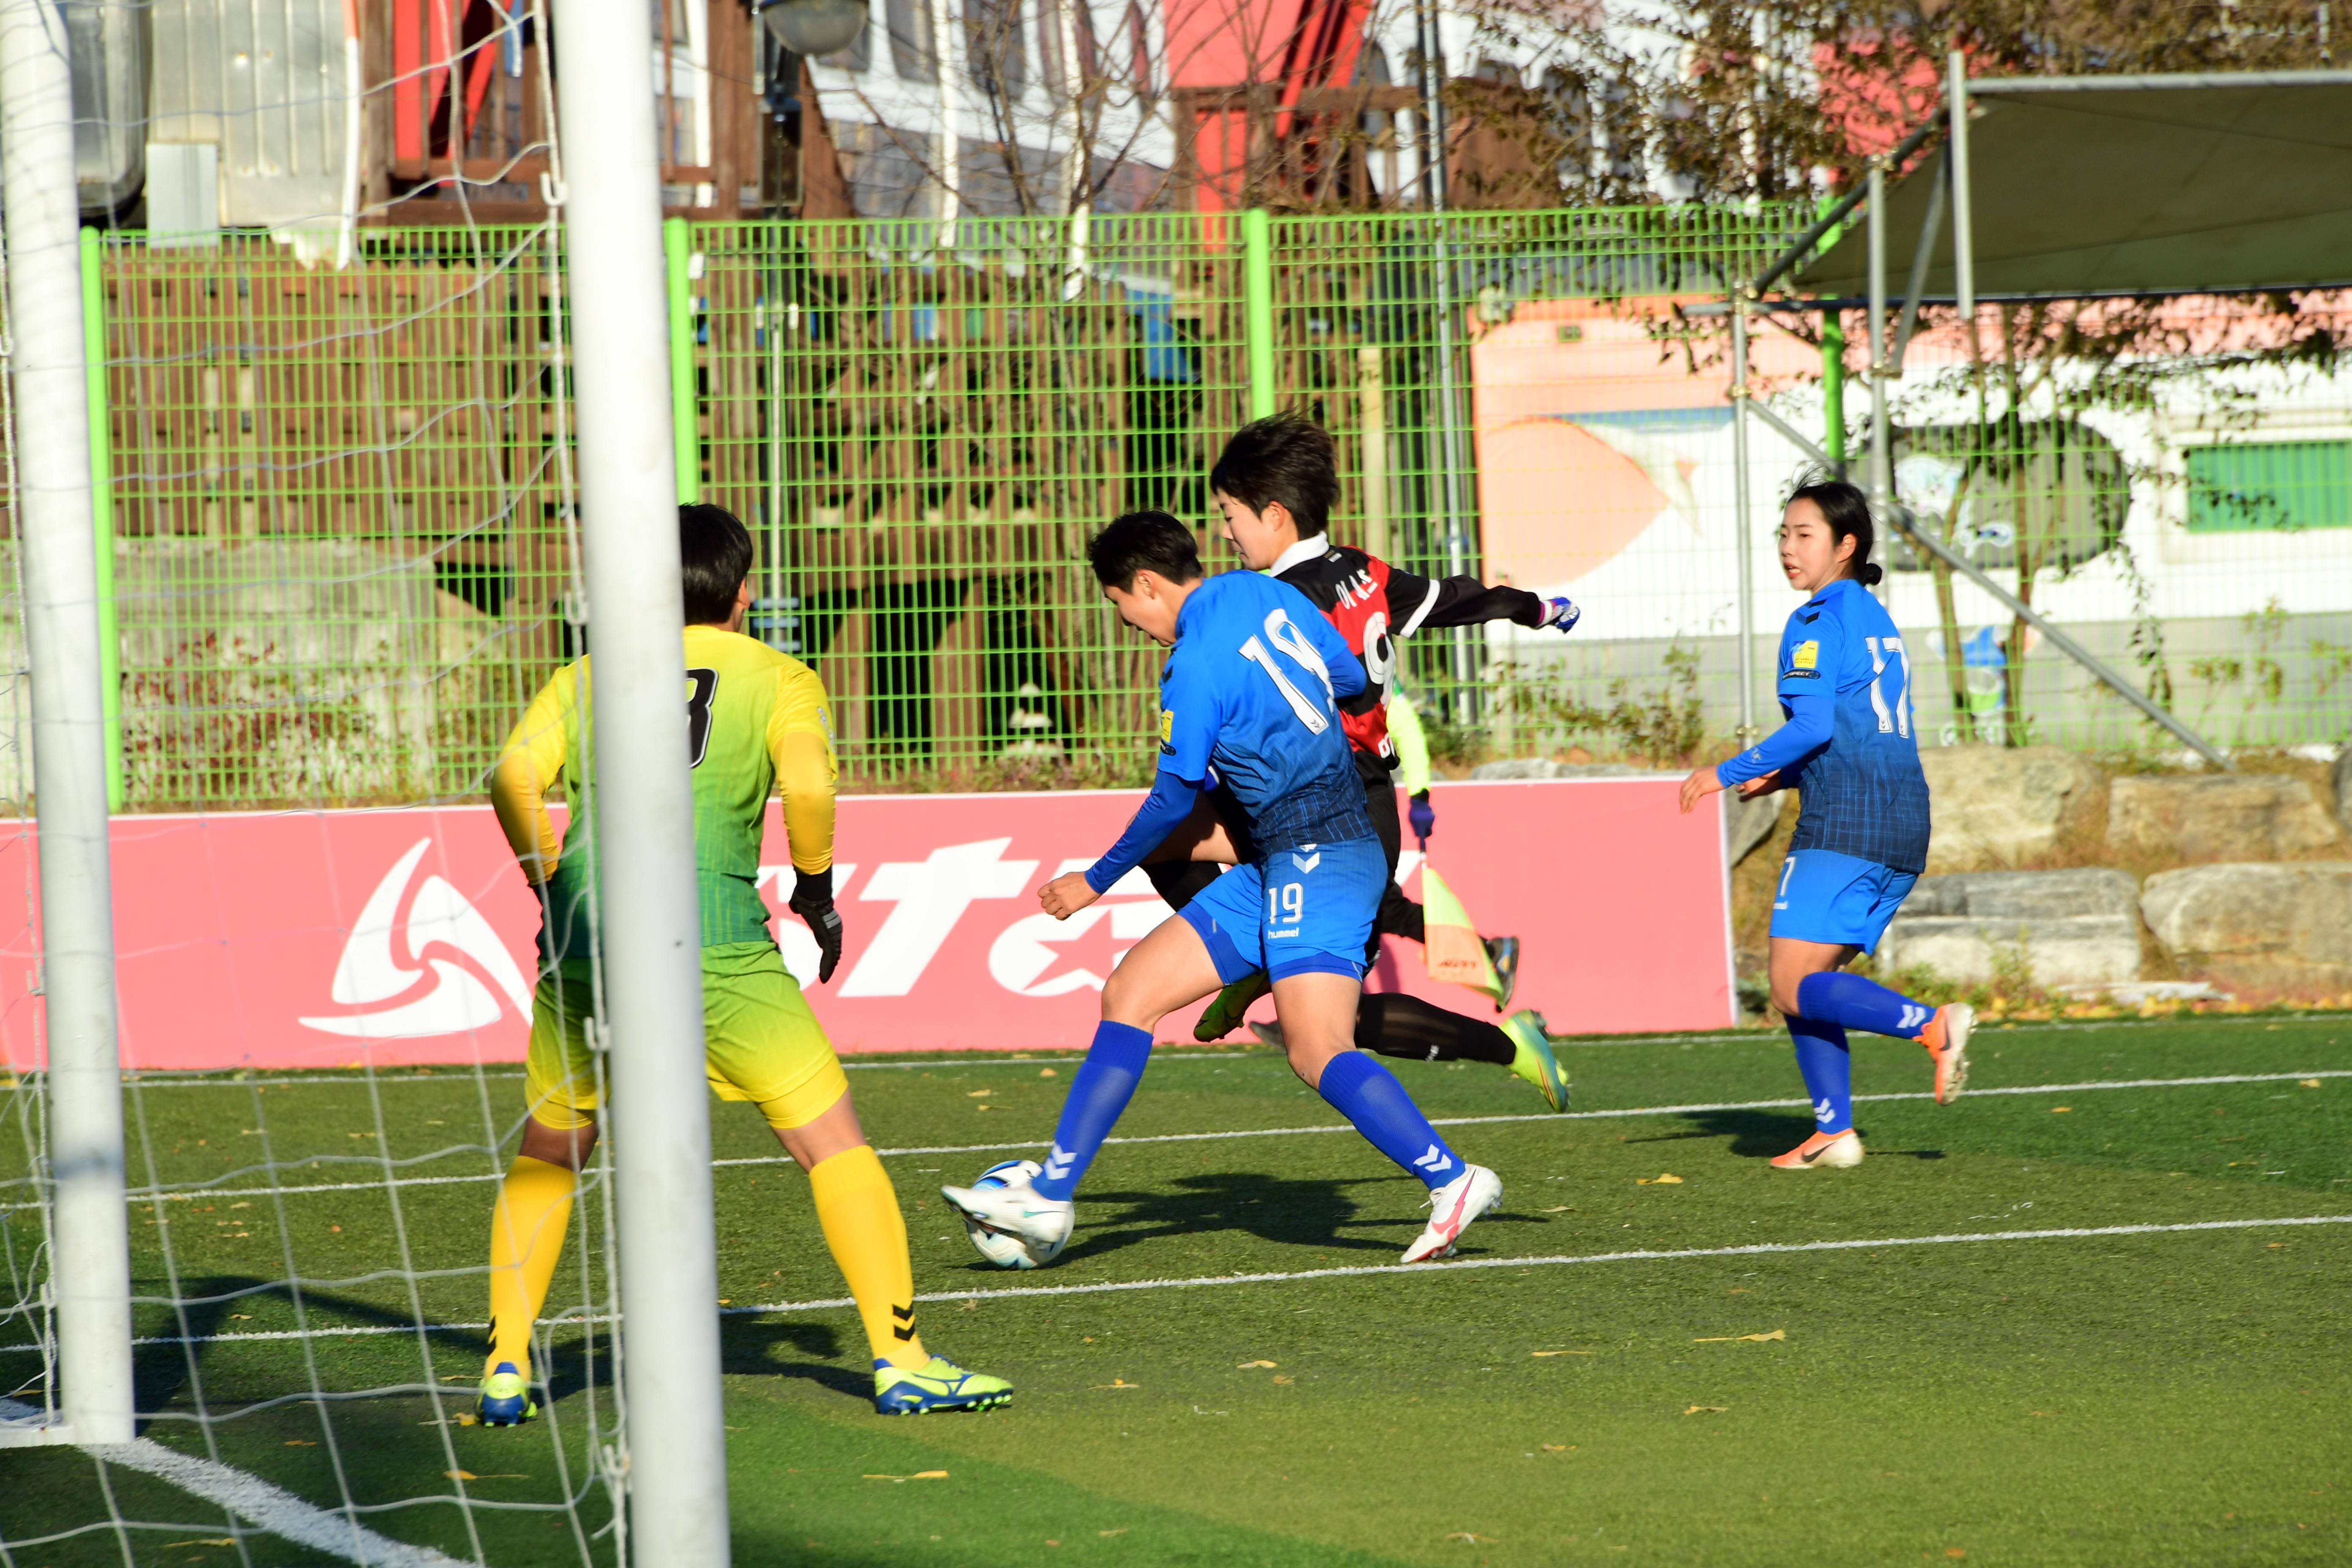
[1089, 510, 1205, 590]
[1786, 476, 1883, 587]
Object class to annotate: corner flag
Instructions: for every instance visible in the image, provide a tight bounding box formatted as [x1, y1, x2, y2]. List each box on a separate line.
[1420, 861, 1504, 1004]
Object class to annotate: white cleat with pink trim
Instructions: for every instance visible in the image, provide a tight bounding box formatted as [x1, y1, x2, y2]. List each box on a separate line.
[1401, 1164, 1503, 1263]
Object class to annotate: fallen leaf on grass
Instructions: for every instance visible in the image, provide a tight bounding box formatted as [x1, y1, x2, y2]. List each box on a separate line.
[453, 1413, 478, 1426]
[1636, 1174, 1684, 1185]
[1094, 1379, 1141, 1389]
[446, 1471, 526, 1481]
[1682, 1405, 1729, 1415]
[1694, 1329, 1785, 1343]
[1446, 1533, 1496, 1544]
[1237, 1360, 1277, 1368]
[2300, 1078, 2322, 1088]
[165, 1541, 237, 1549]
[1271, 1375, 1295, 1385]
[1541, 1206, 1574, 1213]
[1541, 1444, 1575, 1452]
[228, 1314, 252, 1321]
[863, 1470, 950, 1482]
[965, 1090, 993, 1097]
[1040, 1068, 1058, 1077]
[2051, 1107, 2072, 1114]
[284, 1440, 317, 1447]
[1099, 1528, 1128, 1536]
[1531, 1350, 1592, 1357]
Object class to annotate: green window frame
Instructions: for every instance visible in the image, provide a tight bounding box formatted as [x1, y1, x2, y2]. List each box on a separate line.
[2184, 438, 2352, 532]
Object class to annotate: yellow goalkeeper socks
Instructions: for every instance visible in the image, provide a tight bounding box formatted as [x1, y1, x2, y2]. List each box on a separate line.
[485, 1154, 579, 1381]
[809, 1144, 925, 1367]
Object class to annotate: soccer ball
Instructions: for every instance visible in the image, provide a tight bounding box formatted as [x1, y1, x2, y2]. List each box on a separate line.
[961, 1158, 1067, 1270]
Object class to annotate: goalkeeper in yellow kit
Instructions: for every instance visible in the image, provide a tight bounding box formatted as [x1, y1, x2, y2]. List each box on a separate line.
[477, 503, 1010, 1421]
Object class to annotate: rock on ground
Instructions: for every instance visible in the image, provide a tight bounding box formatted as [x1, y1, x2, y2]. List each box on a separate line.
[1917, 746, 2104, 873]
[2335, 742, 2352, 839]
[2140, 861, 2352, 994]
[2106, 774, 2347, 862]
[1878, 868, 2143, 990]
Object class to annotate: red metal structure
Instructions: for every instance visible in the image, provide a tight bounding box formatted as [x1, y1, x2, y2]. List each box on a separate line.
[1167, 0, 1409, 211]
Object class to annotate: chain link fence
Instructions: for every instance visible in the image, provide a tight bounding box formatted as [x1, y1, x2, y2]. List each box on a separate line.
[5, 207, 2346, 812]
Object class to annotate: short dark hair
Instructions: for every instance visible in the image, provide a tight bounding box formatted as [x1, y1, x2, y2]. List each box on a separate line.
[1786, 476, 1883, 586]
[680, 503, 755, 624]
[1088, 510, 1204, 590]
[1210, 412, 1338, 539]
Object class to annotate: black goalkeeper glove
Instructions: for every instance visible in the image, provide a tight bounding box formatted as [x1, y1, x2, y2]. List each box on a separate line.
[788, 869, 844, 984]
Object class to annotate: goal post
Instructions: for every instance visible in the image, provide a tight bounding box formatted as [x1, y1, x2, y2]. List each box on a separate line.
[545, 0, 736, 1562]
[0, 0, 134, 1448]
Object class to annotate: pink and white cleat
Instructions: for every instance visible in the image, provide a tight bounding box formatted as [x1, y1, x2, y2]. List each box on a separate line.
[1401, 1164, 1503, 1263]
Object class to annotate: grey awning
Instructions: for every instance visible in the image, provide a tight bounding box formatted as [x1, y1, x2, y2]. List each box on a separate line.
[1794, 72, 2352, 298]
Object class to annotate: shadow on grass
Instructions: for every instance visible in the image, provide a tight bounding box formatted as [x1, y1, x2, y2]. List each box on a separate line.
[1679, 1109, 1946, 1162]
[718, 1316, 868, 1402]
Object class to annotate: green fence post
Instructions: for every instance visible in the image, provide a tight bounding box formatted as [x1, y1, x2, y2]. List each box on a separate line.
[1242, 208, 1275, 419]
[79, 228, 122, 813]
[664, 216, 701, 504]
[1821, 316, 1847, 473]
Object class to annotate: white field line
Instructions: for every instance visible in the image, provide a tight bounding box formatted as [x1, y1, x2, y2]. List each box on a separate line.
[13, 1067, 2343, 1210]
[45, 1211, 2352, 1351]
[0, 1399, 465, 1568]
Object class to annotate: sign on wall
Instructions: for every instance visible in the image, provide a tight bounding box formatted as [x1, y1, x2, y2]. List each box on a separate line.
[0, 779, 1734, 1071]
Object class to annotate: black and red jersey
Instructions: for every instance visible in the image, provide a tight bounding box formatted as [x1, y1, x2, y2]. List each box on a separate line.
[1266, 536, 1549, 776]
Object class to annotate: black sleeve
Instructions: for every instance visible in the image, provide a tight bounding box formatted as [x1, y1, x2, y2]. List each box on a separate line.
[1387, 567, 1547, 635]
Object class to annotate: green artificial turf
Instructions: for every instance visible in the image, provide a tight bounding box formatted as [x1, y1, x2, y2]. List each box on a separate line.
[4, 1015, 2350, 1566]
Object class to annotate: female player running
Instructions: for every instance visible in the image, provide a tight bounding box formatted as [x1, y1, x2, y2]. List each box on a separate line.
[1680, 478, 1970, 1169]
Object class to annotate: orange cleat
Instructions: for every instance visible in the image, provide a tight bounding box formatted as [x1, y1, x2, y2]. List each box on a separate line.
[1770, 1129, 1865, 1169]
[1918, 1003, 1974, 1105]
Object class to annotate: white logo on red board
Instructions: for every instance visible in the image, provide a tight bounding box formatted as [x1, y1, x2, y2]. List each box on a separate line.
[299, 838, 534, 1040]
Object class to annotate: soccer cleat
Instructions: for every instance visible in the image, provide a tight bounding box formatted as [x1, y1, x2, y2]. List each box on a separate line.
[939, 1175, 1075, 1256]
[1770, 1129, 1865, 1169]
[1920, 1003, 1972, 1104]
[476, 1361, 537, 1426]
[1484, 936, 1521, 1011]
[1248, 1020, 1285, 1050]
[1501, 1010, 1568, 1111]
[873, 1355, 1013, 1415]
[1195, 971, 1272, 1042]
[1400, 1163, 1503, 1263]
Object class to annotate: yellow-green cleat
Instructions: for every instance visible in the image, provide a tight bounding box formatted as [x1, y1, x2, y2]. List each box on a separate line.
[1502, 1010, 1568, 1111]
[477, 1361, 538, 1426]
[874, 1355, 1013, 1415]
[1194, 972, 1272, 1043]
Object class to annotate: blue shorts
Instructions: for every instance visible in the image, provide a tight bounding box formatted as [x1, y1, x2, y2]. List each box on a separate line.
[1769, 848, 1917, 953]
[1179, 836, 1385, 985]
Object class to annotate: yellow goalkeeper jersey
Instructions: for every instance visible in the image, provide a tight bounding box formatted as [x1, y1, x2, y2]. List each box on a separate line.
[491, 625, 837, 962]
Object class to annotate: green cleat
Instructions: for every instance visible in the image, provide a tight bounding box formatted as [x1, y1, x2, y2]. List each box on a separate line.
[1195, 972, 1272, 1042]
[1502, 1010, 1568, 1111]
[476, 1361, 538, 1426]
[874, 1356, 1013, 1415]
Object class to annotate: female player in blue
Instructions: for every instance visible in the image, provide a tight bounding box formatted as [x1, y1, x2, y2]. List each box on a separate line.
[943, 510, 1502, 1261]
[1681, 479, 1971, 1169]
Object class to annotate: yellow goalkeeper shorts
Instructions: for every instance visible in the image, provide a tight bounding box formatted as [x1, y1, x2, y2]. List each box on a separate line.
[523, 941, 848, 1132]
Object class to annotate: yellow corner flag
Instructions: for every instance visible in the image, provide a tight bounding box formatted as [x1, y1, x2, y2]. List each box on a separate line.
[1420, 861, 1504, 1004]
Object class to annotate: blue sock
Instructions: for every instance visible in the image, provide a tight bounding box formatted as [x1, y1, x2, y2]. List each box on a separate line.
[1317, 1050, 1462, 1189]
[1030, 1021, 1152, 1200]
[1796, 971, 1936, 1040]
[1787, 1015, 1853, 1134]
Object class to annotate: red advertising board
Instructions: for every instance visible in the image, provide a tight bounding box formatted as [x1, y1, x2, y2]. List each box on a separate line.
[0, 779, 1733, 1072]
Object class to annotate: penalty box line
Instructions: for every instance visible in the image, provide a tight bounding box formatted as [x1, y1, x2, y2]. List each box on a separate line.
[738, 1212, 2352, 1318]
[74, 1211, 2352, 1352]
[51, 1067, 2352, 1209]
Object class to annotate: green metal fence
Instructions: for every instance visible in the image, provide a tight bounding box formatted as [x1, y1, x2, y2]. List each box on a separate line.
[5, 203, 2342, 815]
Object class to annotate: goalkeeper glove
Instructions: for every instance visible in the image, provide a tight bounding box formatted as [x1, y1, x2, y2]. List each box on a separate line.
[1541, 596, 1582, 633]
[788, 869, 845, 984]
[1408, 790, 1435, 848]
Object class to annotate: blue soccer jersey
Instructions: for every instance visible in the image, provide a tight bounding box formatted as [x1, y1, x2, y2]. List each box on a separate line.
[1720, 577, 1931, 874]
[1157, 570, 1370, 850]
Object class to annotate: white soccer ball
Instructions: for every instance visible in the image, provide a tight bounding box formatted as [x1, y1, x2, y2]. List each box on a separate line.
[961, 1158, 1065, 1270]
